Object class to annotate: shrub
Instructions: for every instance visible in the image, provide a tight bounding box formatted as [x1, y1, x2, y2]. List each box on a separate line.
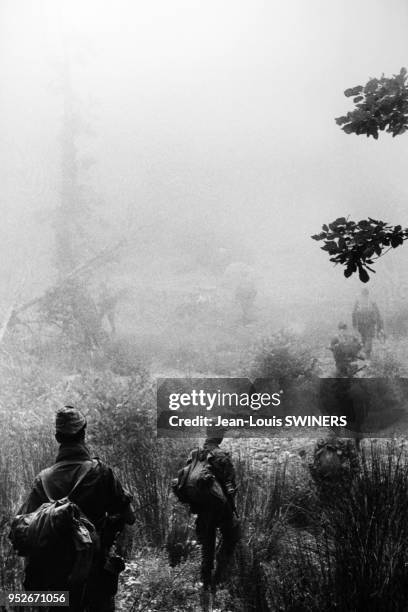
[250, 331, 317, 387]
[117, 550, 201, 612]
[365, 346, 407, 377]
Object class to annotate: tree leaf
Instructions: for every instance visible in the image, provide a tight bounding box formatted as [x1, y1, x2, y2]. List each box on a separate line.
[358, 267, 370, 283]
[345, 86, 363, 97]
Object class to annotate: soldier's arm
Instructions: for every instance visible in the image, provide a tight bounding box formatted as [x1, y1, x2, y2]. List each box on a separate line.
[105, 467, 136, 525]
[211, 451, 237, 498]
[223, 454, 237, 497]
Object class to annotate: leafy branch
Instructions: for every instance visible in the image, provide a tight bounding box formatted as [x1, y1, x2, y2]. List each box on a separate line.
[311, 217, 408, 282]
[335, 67, 408, 138]
[312, 68, 408, 280]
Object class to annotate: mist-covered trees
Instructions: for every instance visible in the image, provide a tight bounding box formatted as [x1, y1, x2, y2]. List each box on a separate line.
[312, 68, 408, 282]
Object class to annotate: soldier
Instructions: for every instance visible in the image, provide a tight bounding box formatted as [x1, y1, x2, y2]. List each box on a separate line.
[310, 436, 360, 503]
[352, 288, 383, 358]
[330, 322, 363, 377]
[18, 406, 135, 612]
[235, 274, 257, 324]
[190, 432, 240, 610]
[98, 283, 120, 337]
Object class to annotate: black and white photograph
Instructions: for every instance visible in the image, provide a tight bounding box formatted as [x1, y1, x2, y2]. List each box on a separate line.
[1, 1, 408, 610]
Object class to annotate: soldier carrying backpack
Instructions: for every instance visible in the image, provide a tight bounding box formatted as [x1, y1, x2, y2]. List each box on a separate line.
[172, 430, 240, 610]
[9, 406, 135, 612]
[310, 436, 360, 505]
[330, 322, 363, 377]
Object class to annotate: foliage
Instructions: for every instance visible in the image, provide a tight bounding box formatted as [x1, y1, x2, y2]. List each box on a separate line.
[227, 458, 292, 611]
[165, 506, 197, 567]
[229, 443, 408, 612]
[312, 216, 408, 282]
[365, 346, 407, 377]
[38, 279, 103, 348]
[117, 551, 201, 612]
[313, 68, 408, 281]
[336, 67, 408, 139]
[250, 330, 316, 386]
[321, 442, 408, 611]
[5, 324, 408, 610]
[385, 307, 408, 338]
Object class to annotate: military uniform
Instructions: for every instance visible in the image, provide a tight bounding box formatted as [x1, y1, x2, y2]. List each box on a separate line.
[352, 298, 383, 358]
[20, 408, 134, 612]
[191, 440, 240, 591]
[235, 279, 256, 323]
[330, 330, 362, 377]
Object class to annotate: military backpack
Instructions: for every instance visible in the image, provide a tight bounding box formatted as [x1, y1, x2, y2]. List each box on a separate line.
[9, 460, 99, 586]
[172, 448, 227, 510]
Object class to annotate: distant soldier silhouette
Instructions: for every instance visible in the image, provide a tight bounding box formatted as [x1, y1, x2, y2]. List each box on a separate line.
[352, 288, 383, 358]
[18, 407, 135, 612]
[330, 322, 363, 377]
[235, 273, 257, 324]
[310, 436, 360, 501]
[98, 283, 121, 336]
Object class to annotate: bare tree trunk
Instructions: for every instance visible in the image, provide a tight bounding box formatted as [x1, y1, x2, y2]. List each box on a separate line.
[55, 30, 78, 277]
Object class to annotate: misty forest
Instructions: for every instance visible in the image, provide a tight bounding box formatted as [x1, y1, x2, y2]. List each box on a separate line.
[2, 1, 408, 611]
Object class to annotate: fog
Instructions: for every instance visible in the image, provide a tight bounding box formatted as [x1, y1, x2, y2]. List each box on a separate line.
[1, 0, 408, 338]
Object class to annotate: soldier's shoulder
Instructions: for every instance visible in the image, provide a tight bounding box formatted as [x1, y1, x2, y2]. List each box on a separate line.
[36, 464, 55, 482]
[90, 457, 110, 474]
[210, 447, 232, 461]
[91, 458, 122, 482]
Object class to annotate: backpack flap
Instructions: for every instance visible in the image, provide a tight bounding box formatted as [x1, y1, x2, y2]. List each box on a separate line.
[172, 449, 199, 503]
[172, 449, 227, 508]
[10, 499, 73, 556]
[9, 460, 96, 560]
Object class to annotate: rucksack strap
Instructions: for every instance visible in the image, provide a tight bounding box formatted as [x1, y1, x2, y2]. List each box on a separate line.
[41, 460, 95, 503]
[68, 460, 96, 497]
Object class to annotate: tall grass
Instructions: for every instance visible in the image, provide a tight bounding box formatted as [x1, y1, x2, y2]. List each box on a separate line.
[201, 442, 408, 612]
[324, 442, 408, 611]
[3, 330, 408, 611]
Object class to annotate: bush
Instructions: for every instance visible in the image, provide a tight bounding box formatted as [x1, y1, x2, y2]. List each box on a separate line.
[365, 345, 407, 377]
[117, 550, 201, 612]
[250, 331, 316, 387]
